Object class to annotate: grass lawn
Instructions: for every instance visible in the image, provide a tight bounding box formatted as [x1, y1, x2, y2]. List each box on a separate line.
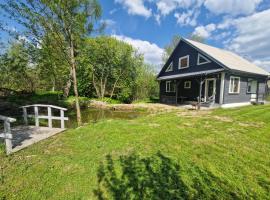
[1, 105, 270, 199]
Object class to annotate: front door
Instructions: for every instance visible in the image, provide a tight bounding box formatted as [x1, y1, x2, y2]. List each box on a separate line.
[205, 79, 216, 102]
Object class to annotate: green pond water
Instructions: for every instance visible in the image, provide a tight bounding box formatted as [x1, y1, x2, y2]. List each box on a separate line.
[65, 108, 147, 128]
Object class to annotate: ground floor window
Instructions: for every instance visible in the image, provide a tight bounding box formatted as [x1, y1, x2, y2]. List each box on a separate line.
[166, 81, 176, 92]
[184, 81, 191, 89]
[229, 76, 240, 94]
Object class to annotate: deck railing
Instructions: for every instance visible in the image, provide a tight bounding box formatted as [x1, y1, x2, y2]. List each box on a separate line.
[21, 104, 68, 129]
[0, 115, 16, 154]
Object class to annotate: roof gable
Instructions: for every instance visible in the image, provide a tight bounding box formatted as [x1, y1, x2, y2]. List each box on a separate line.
[157, 40, 223, 78]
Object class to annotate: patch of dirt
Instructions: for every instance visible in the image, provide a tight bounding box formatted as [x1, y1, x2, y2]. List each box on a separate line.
[89, 101, 183, 114]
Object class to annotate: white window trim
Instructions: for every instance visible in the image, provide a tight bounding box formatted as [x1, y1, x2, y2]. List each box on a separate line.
[197, 53, 211, 65]
[166, 81, 175, 92]
[178, 55, 189, 69]
[165, 62, 173, 72]
[229, 76, 240, 94]
[184, 81, 191, 89]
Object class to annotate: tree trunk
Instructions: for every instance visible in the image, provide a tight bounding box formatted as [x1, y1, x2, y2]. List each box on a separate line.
[70, 40, 82, 126]
[63, 67, 73, 98]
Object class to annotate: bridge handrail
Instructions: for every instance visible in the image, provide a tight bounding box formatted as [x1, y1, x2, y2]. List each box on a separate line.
[21, 104, 68, 129]
[0, 115, 16, 154]
[0, 115, 16, 123]
[20, 104, 67, 111]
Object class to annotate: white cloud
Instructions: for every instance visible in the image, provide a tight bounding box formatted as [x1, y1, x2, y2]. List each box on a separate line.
[193, 23, 216, 38]
[156, 0, 202, 16]
[112, 34, 164, 67]
[174, 10, 200, 26]
[204, 0, 263, 15]
[221, 9, 270, 71]
[115, 0, 152, 18]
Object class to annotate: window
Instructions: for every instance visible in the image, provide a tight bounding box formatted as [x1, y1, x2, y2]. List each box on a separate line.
[197, 53, 211, 65]
[178, 55, 189, 69]
[247, 79, 257, 93]
[166, 81, 176, 92]
[165, 62, 173, 72]
[184, 81, 191, 89]
[229, 76, 240, 94]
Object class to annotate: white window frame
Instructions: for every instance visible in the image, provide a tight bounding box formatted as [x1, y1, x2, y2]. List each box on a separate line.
[166, 81, 175, 92]
[229, 76, 240, 94]
[165, 62, 173, 72]
[184, 81, 191, 89]
[197, 53, 211, 65]
[178, 55, 189, 69]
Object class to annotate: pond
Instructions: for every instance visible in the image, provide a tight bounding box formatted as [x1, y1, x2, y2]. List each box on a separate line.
[64, 108, 147, 128]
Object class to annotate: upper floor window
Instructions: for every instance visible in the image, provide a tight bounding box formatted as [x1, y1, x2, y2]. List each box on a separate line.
[229, 76, 240, 94]
[165, 62, 173, 72]
[197, 53, 211, 65]
[178, 55, 189, 69]
[166, 81, 175, 92]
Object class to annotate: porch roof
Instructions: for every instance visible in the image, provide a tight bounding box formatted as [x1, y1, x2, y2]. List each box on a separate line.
[157, 69, 224, 81]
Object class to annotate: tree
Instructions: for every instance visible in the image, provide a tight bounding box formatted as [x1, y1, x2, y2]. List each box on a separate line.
[1, 0, 104, 126]
[80, 36, 140, 101]
[0, 40, 38, 92]
[162, 35, 181, 63]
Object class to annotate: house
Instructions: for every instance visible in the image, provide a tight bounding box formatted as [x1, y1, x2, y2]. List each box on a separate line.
[157, 38, 270, 108]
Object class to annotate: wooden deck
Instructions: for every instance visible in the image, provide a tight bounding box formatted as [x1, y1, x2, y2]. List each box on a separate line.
[10, 126, 65, 153]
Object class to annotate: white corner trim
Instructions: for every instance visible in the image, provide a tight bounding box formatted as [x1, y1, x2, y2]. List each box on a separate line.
[197, 53, 211, 65]
[221, 102, 251, 108]
[178, 55, 189, 69]
[219, 72, 225, 105]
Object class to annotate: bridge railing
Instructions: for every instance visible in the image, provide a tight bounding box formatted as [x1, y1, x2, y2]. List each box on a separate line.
[21, 104, 68, 129]
[0, 115, 16, 154]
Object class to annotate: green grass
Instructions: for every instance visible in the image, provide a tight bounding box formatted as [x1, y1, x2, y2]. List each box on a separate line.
[1, 105, 270, 199]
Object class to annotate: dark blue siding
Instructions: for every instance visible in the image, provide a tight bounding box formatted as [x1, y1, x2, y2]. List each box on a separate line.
[158, 40, 223, 78]
[223, 73, 267, 104]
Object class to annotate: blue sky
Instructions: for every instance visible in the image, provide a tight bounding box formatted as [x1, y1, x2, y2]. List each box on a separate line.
[1, 0, 270, 71]
[99, 0, 270, 71]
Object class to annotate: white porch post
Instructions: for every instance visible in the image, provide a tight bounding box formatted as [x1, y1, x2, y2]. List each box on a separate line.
[219, 72, 225, 105]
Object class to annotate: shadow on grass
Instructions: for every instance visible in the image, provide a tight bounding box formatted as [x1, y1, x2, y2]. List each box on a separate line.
[94, 152, 241, 200]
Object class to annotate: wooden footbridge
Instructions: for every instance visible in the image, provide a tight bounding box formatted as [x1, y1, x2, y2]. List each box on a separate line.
[0, 104, 68, 154]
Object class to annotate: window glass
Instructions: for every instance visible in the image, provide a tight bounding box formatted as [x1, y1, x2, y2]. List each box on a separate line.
[229, 77, 240, 93]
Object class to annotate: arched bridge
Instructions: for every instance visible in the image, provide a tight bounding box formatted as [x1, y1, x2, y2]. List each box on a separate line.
[0, 104, 68, 154]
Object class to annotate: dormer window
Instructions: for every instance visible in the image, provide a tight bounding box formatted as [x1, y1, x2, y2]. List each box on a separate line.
[165, 62, 173, 72]
[179, 55, 189, 69]
[197, 53, 211, 65]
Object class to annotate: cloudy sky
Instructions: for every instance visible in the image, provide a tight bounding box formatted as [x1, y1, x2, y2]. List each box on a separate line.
[100, 0, 270, 71]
